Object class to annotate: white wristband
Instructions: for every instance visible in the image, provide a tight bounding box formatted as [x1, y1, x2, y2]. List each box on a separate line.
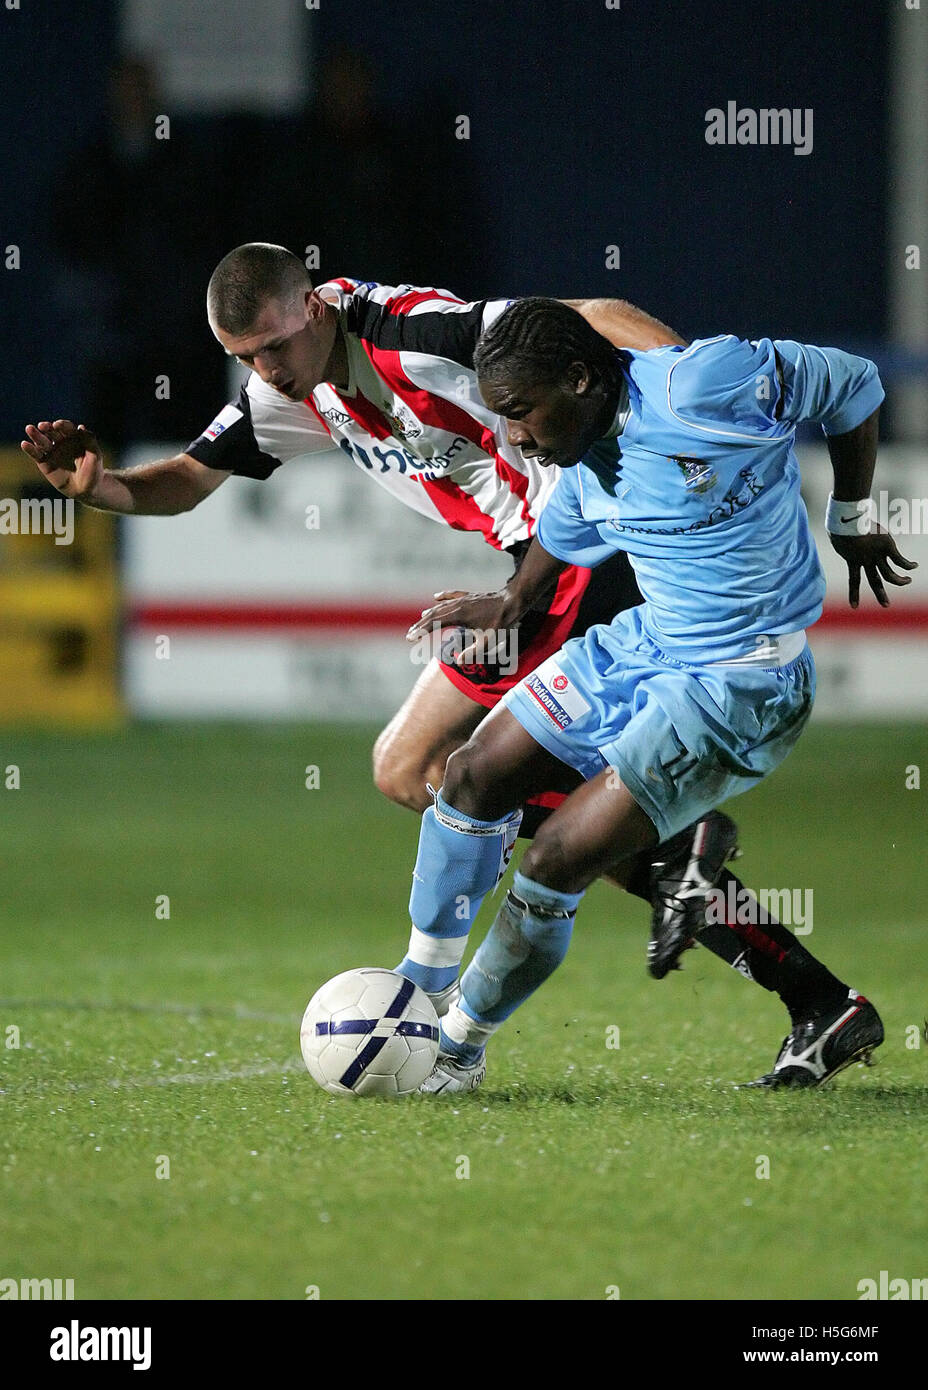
[825, 493, 873, 537]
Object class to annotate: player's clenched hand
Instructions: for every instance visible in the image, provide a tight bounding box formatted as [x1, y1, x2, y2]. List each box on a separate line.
[21, 419, 105, 500]
[829, 526, 917, 608]
[406, 589, 521, 663]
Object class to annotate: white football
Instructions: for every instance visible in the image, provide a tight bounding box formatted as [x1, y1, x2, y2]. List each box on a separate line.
[300, 968, 440, 1097]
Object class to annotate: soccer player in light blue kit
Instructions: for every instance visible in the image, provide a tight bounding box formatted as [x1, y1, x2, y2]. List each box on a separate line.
[398, 298, 916, 1093]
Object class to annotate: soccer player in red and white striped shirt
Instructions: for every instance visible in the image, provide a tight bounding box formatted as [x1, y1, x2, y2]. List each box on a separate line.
[191, 250, 673, 820]
[23, 244, 779, 996]
[25, 244, 675, 816]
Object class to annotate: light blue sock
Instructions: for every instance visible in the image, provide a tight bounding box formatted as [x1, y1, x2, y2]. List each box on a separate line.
[396, 789, 522, 996]
[441, 870, 584, 1063]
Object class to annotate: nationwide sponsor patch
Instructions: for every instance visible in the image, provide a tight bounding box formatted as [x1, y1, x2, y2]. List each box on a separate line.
[522, 658, 591, 730]
[203, 404, 243, 441]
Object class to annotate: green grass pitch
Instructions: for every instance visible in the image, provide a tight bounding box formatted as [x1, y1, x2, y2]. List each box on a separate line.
[1, 722, 926, 1300]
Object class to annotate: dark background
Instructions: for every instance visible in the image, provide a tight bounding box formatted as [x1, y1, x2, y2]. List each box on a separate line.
[0, 0, 889, 442]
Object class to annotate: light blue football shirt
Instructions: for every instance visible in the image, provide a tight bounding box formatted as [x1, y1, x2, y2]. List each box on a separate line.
[535, 336, 884, 663]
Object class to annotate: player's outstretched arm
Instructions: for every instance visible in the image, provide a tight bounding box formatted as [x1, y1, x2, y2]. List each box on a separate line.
[406, 538, 569, 664]
[823, 406, 917, 608]
[21, 418, 231, 515]
[562, 298, 687, 350]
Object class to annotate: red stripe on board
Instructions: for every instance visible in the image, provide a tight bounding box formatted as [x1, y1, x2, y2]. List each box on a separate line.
[128, 601, 928, 634]
[810, 604, 928, 632]
[131, 603, 422, 631]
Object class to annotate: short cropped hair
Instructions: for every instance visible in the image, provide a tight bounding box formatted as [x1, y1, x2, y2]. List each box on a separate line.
[474, 296, 623, 395]
[207, 243, 311, 335]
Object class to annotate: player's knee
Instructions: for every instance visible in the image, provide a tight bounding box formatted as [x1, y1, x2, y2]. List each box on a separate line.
[441, 741, 498, 819]
[371, 734, 431, 812]
[372, 728, 452, 811]
[375, 769, 430, 812]
[520, 825, 581, 894]
[371, 728, 395, 797]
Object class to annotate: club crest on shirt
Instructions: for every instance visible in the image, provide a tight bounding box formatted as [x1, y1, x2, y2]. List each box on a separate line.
[672, 455, 717, 493]
[389, 403, 423, 440]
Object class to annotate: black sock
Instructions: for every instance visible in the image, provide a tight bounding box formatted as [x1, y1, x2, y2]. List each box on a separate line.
[699, 871, 849, 1022]
[525, 810, 849, 1024]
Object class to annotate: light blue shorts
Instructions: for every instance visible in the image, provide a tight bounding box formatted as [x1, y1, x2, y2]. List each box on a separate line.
[502, 606, 815, 841]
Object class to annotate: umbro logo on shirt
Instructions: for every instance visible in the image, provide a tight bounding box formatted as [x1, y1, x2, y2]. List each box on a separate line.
[321, 407, 351, 427]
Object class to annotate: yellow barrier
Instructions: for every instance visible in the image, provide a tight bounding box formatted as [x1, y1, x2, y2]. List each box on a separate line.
[0, 449, 122, 727]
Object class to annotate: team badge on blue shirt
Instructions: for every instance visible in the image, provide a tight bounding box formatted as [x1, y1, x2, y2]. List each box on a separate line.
[672, 455, 718, 494]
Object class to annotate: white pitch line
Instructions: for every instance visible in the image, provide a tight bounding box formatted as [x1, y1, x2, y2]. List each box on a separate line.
[0, 1058, 305, 1097]
[104, 1059, 306, 1089]
[0, 998, 298, 1026]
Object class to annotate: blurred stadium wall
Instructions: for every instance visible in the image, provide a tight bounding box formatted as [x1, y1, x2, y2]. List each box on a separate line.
[118, 446, 928, 723]
[1, 0, 925, 727]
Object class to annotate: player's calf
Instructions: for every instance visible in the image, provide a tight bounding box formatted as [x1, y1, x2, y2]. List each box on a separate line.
[518, 767, 659, 895]
[418, 870, 583, 1095]
[395, 786, 522, 1006]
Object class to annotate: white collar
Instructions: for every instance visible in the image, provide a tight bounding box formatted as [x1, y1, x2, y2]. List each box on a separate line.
[604, 380, 630, 439]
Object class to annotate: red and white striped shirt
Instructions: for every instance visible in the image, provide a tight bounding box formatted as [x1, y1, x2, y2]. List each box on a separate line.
[187, 280, 557, 551]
